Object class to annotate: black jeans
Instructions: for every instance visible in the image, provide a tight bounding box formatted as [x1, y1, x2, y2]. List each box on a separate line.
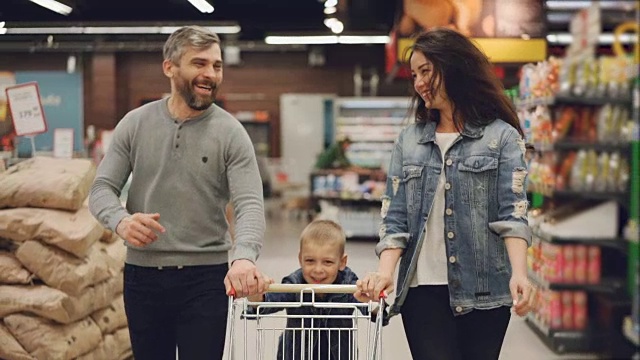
[401, 285, 511, 360]
[123, 263, 229, 360]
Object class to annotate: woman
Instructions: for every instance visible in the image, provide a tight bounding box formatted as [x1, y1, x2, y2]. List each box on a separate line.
[356, 28, 532, 360]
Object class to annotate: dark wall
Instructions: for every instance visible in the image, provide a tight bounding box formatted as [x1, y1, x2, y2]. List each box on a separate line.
[0, 45, 410, 157]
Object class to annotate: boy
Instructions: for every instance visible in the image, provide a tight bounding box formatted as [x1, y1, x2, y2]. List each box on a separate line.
[247, 220, 379, 360]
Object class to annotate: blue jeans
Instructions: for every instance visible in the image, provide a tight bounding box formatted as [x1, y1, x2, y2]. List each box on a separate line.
[123, 263, 229, 360]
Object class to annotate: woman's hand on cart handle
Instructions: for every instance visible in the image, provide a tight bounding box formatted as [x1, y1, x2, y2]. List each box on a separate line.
[356, 272, 394, 302]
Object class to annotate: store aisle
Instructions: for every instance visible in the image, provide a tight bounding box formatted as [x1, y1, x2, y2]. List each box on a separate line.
[253, 213, 600, 360]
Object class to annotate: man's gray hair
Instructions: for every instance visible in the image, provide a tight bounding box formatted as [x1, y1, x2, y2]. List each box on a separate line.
[163, 26, 220, 64]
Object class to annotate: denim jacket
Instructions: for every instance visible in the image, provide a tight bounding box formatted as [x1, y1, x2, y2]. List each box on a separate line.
[376, 119, 531, 317]
[247, 267, 380, 360]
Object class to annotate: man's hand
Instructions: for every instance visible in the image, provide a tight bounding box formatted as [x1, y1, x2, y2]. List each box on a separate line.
[224, 259, 272, 298]
[116, 213, 165, 247]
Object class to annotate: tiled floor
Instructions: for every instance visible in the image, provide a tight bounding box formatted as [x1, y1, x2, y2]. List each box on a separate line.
[236, 211, 601, 360]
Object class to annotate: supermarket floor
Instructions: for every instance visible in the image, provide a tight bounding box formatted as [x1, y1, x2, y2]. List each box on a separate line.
[244, 208, 601, 360]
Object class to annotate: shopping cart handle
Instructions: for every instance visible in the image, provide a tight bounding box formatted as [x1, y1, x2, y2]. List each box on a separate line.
[229, 285, 387, 299]
[266, 284, 358, 293]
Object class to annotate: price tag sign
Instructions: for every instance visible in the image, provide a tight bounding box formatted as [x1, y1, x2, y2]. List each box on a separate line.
[5, 82, 48, 136]
[53, 128, 74, 159]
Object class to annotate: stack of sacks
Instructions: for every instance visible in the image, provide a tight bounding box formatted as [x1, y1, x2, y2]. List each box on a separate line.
[0, 157, 131, 360]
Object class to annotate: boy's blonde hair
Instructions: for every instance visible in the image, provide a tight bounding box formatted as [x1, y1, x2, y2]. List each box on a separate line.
[300, 220, 346, 255]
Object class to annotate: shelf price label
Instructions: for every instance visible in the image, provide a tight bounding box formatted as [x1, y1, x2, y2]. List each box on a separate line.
[5, 82, 48, 136]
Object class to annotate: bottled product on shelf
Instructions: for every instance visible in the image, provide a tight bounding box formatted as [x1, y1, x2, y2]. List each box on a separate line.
[518, 48, 636, 357]
[333, 97, 410, 170]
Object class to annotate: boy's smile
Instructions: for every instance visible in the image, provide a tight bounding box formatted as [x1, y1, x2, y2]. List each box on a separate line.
[298, 242, 347, 285]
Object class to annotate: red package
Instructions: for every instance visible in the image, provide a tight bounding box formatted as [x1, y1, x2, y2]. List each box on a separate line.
[563, 245, 575, 283]
[550, 291, 563, 329]
[587, 246, 601, 284]
[575, 245, 588, 283]
[573, 292, 588, 330]
[561, 291, 574, 329]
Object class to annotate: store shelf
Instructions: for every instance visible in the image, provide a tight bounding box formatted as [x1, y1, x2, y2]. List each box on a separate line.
[516, 97, 555, 109]
[533, 229, 629, 252]
[334, 97, 409, 169]
[553, 141, 632, 153]
[312, 196, 382, 205]
[623, 316, 640, 346]
[552, 190, 630, 204]
[515, 95, 631, 109]
[525, 314, 601, 354]
[528, 271, 625, 294]
[554, 95, 632, 106]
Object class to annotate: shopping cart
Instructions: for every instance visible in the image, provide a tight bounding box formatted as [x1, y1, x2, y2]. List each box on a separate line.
[225, 284, 386, 360]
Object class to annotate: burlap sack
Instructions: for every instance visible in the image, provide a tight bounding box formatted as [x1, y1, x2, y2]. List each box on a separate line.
[0, 322, 35, 360]
[0, 207, 103, 258]
[90, 294, 127, 335]
[99, 228, 120, 244]
[76, 327, 132, 360]
[0, 277, 120, 324]
[0, 251, 33, 284]
[4, 314, 101, 360]
[97, 240, 126, 271]
[0, 156, 96, 211]
[16, 241, 118, 296]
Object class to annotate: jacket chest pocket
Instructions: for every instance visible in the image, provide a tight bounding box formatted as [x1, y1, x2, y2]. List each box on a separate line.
[402, 165, 424, 213]
[457, 155, 498, 205]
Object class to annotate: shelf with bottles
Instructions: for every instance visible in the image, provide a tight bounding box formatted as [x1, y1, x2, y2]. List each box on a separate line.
[333, 97, 410, 169]
[527, 148, 631, 205]
[525, 290, 603, 354]
[516, 55, 635, 111]
[527, 235, 626, 294]
[522, 102, 635, 152]
[533, 228, 628, 252]
[310, 169, 386, 202]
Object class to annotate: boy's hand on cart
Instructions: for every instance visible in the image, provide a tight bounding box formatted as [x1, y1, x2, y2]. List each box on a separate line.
[116, 213, 165, 247]
[356, 272, 394, 301]
[510, 272, 532, 317]
[225, 260, 273, 298]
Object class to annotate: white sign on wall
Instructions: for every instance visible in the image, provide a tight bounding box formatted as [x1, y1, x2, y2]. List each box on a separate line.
[5, 82, 48, 136]
[53, 128, 74, 158]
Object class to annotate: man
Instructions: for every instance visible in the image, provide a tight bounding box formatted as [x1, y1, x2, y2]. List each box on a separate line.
[314, 136, 352, 169]
[89, 26, 269, 360]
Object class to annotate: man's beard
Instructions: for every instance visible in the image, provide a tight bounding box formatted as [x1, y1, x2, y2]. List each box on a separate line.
[175, 76, 218, 111]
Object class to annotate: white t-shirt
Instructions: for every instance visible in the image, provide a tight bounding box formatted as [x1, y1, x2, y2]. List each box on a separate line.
[410, 132, 460, 287]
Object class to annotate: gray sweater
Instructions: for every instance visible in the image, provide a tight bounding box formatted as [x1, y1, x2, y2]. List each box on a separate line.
[88, 99, 265, 267]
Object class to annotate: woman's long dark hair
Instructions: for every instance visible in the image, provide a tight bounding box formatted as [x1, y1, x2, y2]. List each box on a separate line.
[405, 28, 524, 137]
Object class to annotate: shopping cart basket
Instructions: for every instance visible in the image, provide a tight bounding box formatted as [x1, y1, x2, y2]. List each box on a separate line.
[225, 284, 386, 360]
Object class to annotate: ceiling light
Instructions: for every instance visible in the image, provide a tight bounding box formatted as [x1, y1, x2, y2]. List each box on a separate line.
[330, 20, 344, 34]
[546, 32, 637, 45]
[324, 6, 337, 15]
[29, 0, 72, 15]
[266, 36, 339, 45]
[0, 28, 7, 35]
[324, 0, 338, 7]
[546, 1, 635, 10]
[265, 35, 390, 45]
[338, 35, 390, 44]
[0, 22, 5, 28]
[187, 0, 214, 13]
[4, 25, 241, 35]
[324, 18, 339, 28]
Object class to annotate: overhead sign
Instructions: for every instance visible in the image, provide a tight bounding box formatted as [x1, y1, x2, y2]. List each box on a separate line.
[5, 82, 47, 136]
[567, 2, 601, 58]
